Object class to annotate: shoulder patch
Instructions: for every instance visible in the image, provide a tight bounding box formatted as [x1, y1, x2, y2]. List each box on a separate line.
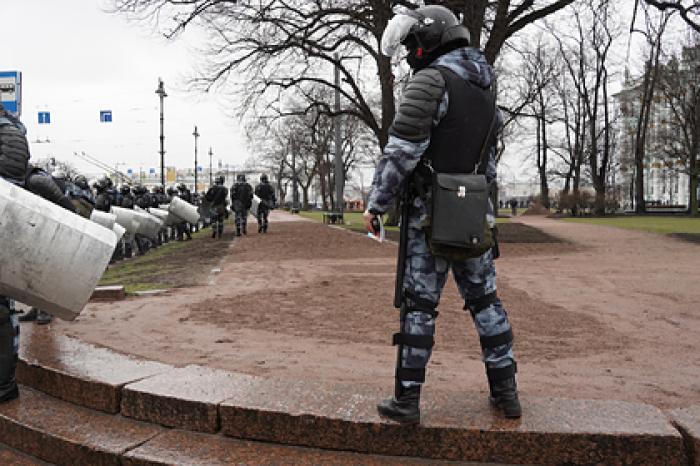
[390, 68, 446, 142]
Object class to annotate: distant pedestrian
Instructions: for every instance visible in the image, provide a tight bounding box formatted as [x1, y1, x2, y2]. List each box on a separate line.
[230, 174, 253, 236]
[205, 176, 228, 238]
[254, 174, 276, 233]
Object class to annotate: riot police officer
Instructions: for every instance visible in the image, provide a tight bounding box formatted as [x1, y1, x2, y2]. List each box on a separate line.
[230, 174, 253, 236]
[204, 176, 228, 238]
[364, 6, 520, 423]
[254, 174, 276, 233]
[94, 177, 113, 213]
[176, 183, 193, 240]
[119, 184, 135, 209]
[0, 104, 27, 402]
[68, 174, 96, 218]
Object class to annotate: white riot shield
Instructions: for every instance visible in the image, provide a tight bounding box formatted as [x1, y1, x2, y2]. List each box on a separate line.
[169, 196, 200, 224]
[251, 194, 261, 218]
[132, 210, 163, 240]
[112, 222, 126, 239]
[111, 207, 141, 235]
[0, 178, 117, 321]
[149, 207, 182, 227]
[90, 210, 117, 230]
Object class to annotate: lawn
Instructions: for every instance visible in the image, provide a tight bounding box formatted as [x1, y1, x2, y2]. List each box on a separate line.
[99, 220, 232, 293]
[561, 216, 700, 234]
[297, 210, 509, 232]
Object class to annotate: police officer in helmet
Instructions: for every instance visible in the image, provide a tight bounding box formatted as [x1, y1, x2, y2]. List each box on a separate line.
[230, 173, 253, 236]
[205, 175, 228, 238]
[254, 173, 276, 233]
[364, 5, 520, 423]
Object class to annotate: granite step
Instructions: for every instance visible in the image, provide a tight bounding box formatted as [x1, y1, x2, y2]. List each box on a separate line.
[0, 386, 482, 466]
[0, 386, 163, 466]
[17, 324, 170, 413]
[0, 442, 53, 466]
[122, 429, 497, 466]
[16, 329, 693, 465]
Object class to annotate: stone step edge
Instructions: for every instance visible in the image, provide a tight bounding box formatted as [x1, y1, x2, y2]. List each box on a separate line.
[1, 386, 468, 466]
[17, 348, 698, 465]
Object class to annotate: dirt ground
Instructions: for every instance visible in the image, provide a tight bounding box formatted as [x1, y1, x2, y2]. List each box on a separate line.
[51, 211, 700, 410]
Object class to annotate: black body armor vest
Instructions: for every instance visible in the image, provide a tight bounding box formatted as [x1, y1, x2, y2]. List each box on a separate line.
[422, 67, 496, 174]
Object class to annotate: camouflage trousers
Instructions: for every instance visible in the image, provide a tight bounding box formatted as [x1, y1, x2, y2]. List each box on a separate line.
[256, 206, 269, 229]
[234, 210, 248, 233]
[399, 227, 515, 388]
[0, 297, 19, 396]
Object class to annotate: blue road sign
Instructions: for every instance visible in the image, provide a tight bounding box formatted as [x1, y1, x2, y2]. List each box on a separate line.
[38, 112, 50, 124]
[100, 110, 112, 123]
[149, 168, 156, 174]
[127, 168, 133, 175]
[197, 166, 203, 172]
[0, 71, 22, 117]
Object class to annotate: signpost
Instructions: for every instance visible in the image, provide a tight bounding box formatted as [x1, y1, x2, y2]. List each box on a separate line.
[100, 110, 113, 123]
[0, 71, 22, 117]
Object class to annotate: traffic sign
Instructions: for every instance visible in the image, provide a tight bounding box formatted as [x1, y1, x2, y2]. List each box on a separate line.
[38, 112, 51, 124]
[0, 71, 22, 117]
[100, 110, 112, 123]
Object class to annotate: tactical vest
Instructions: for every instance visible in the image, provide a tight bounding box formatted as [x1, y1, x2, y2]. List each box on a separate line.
[422, 66, 496, 174]
[0, 121, 30, 185]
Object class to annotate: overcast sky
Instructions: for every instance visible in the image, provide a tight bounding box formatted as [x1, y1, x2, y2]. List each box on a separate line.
[4, 0, 689, 185]
[4, 0, 250, 177]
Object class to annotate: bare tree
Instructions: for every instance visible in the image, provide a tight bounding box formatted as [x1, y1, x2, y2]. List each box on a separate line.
[657, 35, 700, 215]
[512, 34, 561, 209]
[628, 3, 673, 213]
[637, 0, 700, 32]
[110, 0, 576, 153]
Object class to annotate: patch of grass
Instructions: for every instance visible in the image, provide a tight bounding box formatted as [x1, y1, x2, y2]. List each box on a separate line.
[498, 208, 528, 216]
[299, 210, 509, 233]
[561, 216, 700, 234]
[122, 283, 171, 294]
[298, 211, 400, 232]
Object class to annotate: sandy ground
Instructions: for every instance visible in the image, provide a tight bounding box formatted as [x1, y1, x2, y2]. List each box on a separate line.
[49, 211, 700, 410]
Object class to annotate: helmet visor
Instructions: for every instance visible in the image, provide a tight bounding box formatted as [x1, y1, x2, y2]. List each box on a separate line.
[380, 14, 419, 57]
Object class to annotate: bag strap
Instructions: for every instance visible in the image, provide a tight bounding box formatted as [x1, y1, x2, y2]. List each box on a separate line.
[474, 97, 498, 175]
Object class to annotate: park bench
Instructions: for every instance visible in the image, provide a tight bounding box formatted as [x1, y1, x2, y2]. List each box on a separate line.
[322, 212, 344, 224]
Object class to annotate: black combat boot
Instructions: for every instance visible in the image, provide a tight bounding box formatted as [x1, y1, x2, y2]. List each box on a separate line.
[0, 305, 19, 403]
[36, 310, 53, 325]
[487, 364, 521, 418]
[212, 229, 217, 239]
[377, 385, 421, 424]
[18, 307, 37, 322]
[258, 224, 263, 233]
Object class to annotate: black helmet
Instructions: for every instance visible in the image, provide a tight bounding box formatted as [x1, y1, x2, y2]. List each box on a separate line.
[95, 176, 110, 191]
[237, 174, 246, 182]
[178, 183, 188, 191]
[381, 5, 470, 70]
[120, 184, 131, 194]
[167, 186, 178, 195]
[216, 175, 225, 185]
[74, 175, 88, 189]
[260, 174, 268, 183]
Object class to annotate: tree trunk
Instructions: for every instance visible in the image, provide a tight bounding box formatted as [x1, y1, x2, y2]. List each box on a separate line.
[690, 170, 699, 217]
[302, 185, 310, 210]
[539, 115, 550, 209]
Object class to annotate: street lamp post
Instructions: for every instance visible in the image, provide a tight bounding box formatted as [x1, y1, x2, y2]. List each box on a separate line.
[193, 125, 200, 194]
[333, 52, 343, 216]
[209, 147, 213, 187]
[155, 78, 167, 187]
[331, 54, 361, 218]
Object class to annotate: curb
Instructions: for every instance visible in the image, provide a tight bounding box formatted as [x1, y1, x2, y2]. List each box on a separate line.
[16, 331, 696, 465]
